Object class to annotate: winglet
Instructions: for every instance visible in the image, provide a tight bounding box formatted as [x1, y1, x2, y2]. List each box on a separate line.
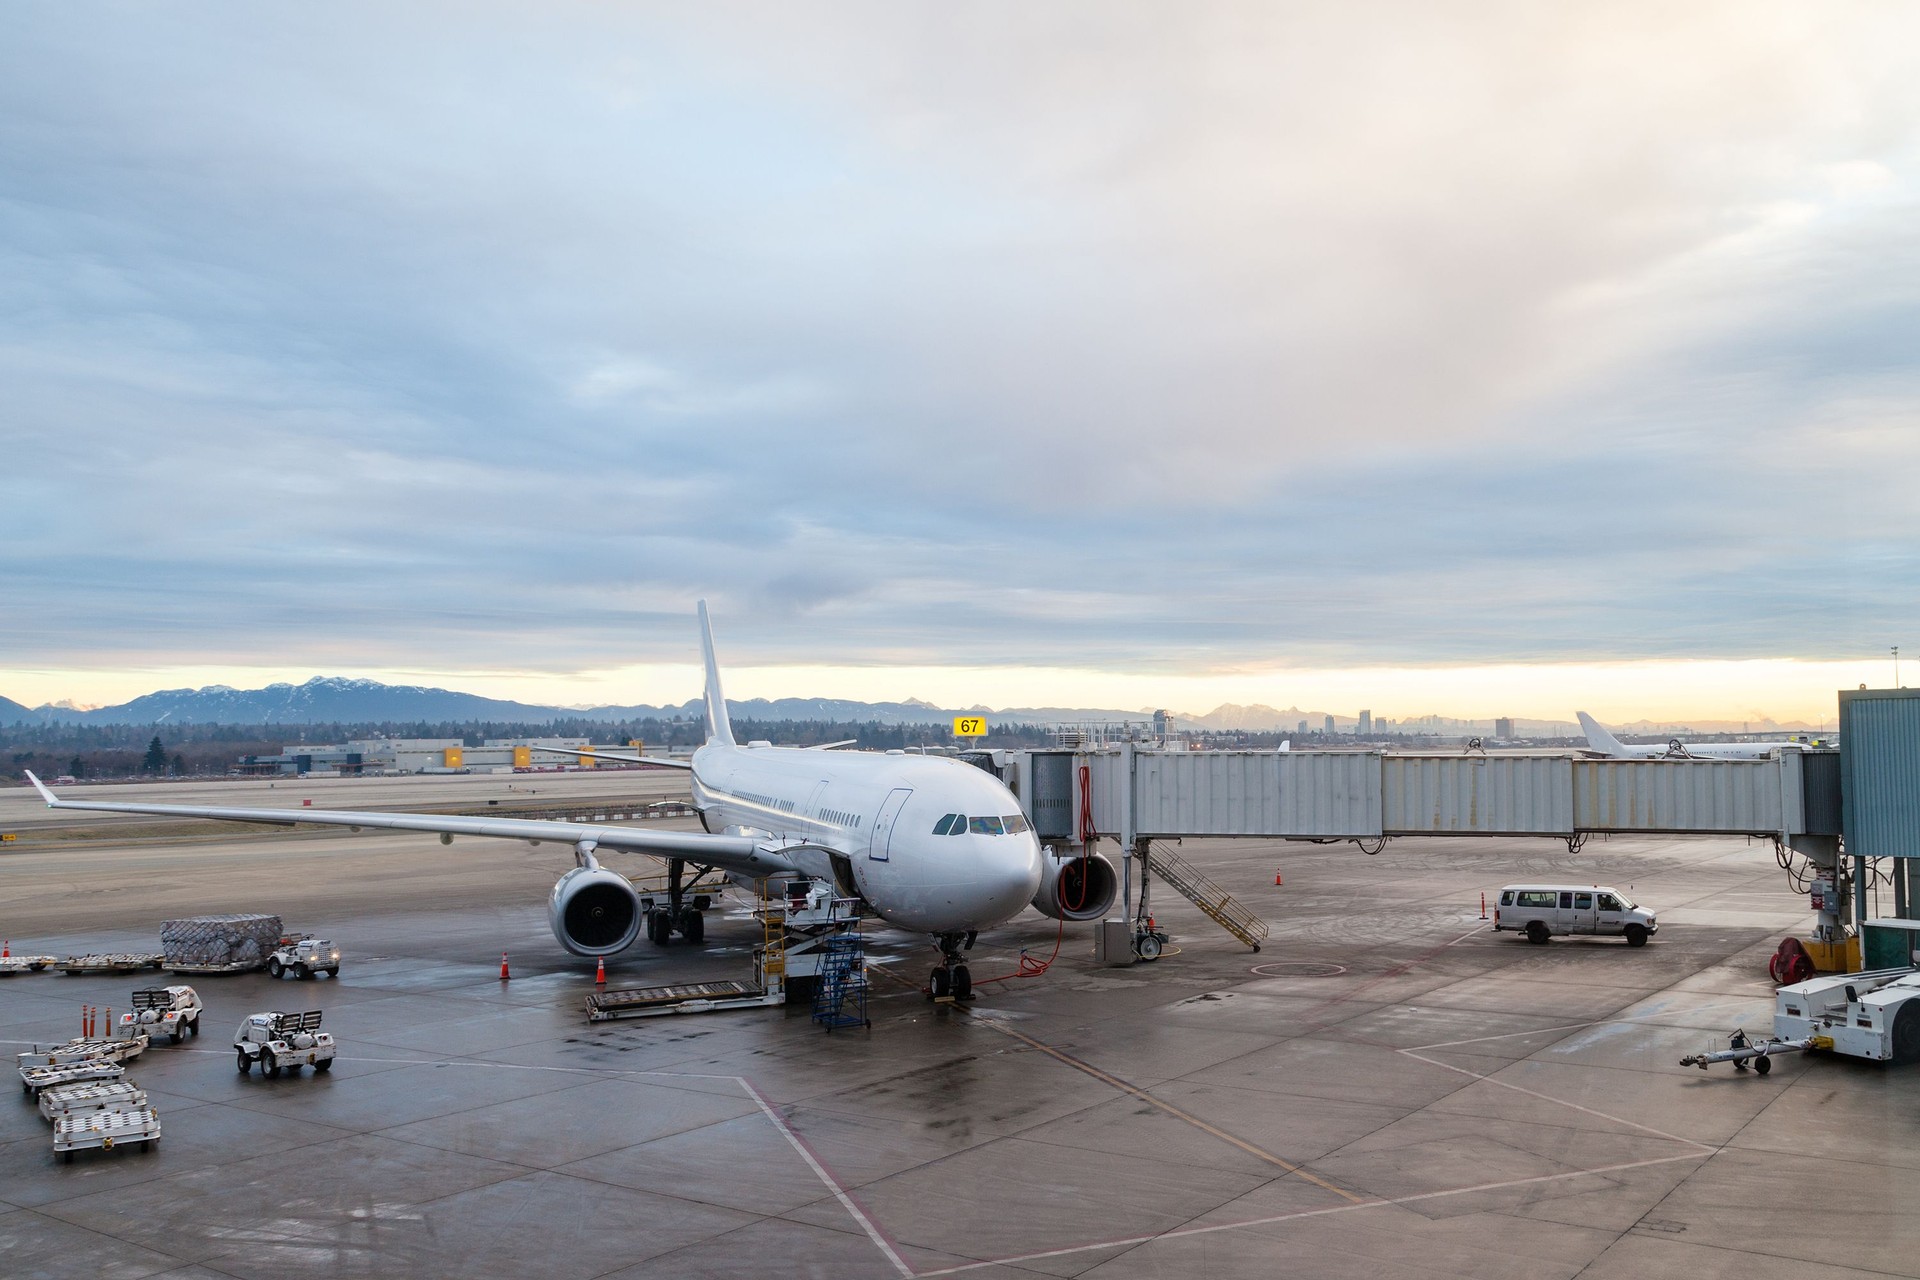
[697, 600, 735, 747]
[24, 770, 59, 805]
[1576, 712, 1629, 758]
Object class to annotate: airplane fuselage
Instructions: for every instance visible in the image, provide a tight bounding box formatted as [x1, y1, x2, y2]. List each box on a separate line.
[690, 742, 1044, 935]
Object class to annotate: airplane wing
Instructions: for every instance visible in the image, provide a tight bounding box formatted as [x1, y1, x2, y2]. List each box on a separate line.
[529, 746, 691, 770]
[23, 772, 794, 878]
[810, 740, 859, 751]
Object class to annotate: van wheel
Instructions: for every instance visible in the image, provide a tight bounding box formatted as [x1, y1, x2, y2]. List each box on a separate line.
[1625, 925, 1648, 948]
[1526, 921, 1550, 945]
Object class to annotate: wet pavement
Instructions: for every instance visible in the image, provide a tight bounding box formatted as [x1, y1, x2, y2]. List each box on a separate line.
[3, 790, 1917, 1279]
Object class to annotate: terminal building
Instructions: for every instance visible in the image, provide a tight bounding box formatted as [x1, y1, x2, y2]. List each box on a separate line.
[233, 737, 610, 777]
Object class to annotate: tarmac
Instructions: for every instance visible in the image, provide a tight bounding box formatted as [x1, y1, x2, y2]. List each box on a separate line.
[2, 772, 1917, 1279]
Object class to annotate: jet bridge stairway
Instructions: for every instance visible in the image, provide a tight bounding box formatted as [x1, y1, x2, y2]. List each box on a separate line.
[1140, 841, 1269, 952]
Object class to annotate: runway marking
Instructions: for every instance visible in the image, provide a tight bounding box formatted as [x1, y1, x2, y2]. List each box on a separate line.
[967, 1015, 1367, 1204]
[908, 1152, 1708, 1277]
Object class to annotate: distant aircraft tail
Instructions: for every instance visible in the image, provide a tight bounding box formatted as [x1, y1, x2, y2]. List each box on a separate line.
[1576, 711, 1629, 758]
[698, 600, 735, 747]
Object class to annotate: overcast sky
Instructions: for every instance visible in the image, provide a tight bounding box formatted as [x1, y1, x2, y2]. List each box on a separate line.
[5, 3, 1919, 721]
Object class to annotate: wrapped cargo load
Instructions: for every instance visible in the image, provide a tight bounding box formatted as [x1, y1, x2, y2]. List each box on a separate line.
[161, 914, 283, 972]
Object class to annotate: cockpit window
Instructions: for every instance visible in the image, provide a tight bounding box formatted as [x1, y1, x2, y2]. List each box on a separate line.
[1003, 814, 1030, 834]
[968, 815, 1005, 836]
[949, 815, 967, 835]
[933, 814, 958, 836]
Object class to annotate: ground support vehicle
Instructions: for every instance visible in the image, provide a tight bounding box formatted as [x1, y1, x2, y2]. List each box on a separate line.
[1681, 966, 1920, 1073]
[54, 1104, 160, 1162]
[39, 1081, 147, 1123]
[61, 953, 164, 974]
[0, 955, 57, 974]
[585, 880, 854, 1021]
[115, 986, 202, 1043]
[267, 936, 340, 980]
[234, 1011, 335, 1076]
[1491, 884, 1659, 946]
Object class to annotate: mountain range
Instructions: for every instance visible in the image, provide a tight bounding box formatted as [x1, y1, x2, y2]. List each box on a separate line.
[0, 676, 1820, 736]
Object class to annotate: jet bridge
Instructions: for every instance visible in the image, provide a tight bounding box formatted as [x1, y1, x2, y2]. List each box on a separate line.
[981, 746, 1839, 957]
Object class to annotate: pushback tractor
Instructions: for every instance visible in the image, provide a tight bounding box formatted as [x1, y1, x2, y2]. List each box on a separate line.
[1681, 967, 1920, 1074]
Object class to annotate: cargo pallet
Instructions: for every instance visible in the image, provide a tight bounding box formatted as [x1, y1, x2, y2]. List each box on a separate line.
[0, 956, 57, 975]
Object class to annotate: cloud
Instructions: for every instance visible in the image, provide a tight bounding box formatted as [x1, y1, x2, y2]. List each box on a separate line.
[3, 2, 1920, 699]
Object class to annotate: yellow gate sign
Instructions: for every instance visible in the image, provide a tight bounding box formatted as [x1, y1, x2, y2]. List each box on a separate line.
[1, 832, 14, 842]
[952, 716, 988, 738]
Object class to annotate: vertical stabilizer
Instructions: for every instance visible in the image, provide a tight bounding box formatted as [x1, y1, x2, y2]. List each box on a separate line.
[1576, 711, 1629, 758]
[697, 600, 735, 746]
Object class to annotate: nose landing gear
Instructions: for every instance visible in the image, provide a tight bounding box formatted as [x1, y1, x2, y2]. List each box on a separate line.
[928, 932, 976, 1002]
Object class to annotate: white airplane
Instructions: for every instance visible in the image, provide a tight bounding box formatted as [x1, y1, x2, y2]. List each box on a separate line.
[27, 603, 1117, 999]
[1576, 711, 1809, 760]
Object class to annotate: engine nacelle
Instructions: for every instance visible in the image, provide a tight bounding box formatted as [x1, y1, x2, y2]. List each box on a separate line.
[548, 866, 643, 956]
[1031, 850, 1119, 922]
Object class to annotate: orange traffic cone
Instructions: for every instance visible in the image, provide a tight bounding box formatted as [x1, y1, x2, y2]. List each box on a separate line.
[1274, 872, 1283, 885]
[594, 955, 606, 986]
[500, 951, 510, 980]
[3, 940, 9, 957]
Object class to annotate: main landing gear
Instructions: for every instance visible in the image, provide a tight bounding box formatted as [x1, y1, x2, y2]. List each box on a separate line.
[928, 931, 977, 1002]
[646, 858, 711, 947]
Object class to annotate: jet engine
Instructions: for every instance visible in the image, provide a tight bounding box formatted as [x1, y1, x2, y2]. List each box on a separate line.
[547, 865, 643, 956]
[1031, 849, 1119, 922]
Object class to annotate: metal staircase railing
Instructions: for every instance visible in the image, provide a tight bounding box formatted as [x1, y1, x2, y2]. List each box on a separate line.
[1143, 843, 1269, 951]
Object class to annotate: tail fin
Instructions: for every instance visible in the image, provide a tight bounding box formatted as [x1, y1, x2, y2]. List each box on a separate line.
[1576, 711, 1628, 757]
[697, 600, 735, 746]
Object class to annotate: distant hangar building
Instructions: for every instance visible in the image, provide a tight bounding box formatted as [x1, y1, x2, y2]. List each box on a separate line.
[235, 737, 604, 777]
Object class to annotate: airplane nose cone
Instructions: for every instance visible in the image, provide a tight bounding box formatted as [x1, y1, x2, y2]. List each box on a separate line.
[988, 837, 1044, 920]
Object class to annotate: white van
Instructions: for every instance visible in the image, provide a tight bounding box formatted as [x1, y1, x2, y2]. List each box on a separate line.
[1493, 884, 1657, 947]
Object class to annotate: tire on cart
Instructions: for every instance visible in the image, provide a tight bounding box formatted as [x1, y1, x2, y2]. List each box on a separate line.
[268, 957, 284, 979]
[1754, 1054, 1772, 1076]
[236, 1049, 252, 1074]
[262, 1050, 280, 1079]
[315, 1058, 333, 1073]
[294, 963, 310, 981]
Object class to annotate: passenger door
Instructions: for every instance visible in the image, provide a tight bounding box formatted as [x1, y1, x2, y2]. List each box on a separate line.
[868, 788, 913, 862]
[1595, 892, 1626, 935]
[1568, 891, 1596, 934]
